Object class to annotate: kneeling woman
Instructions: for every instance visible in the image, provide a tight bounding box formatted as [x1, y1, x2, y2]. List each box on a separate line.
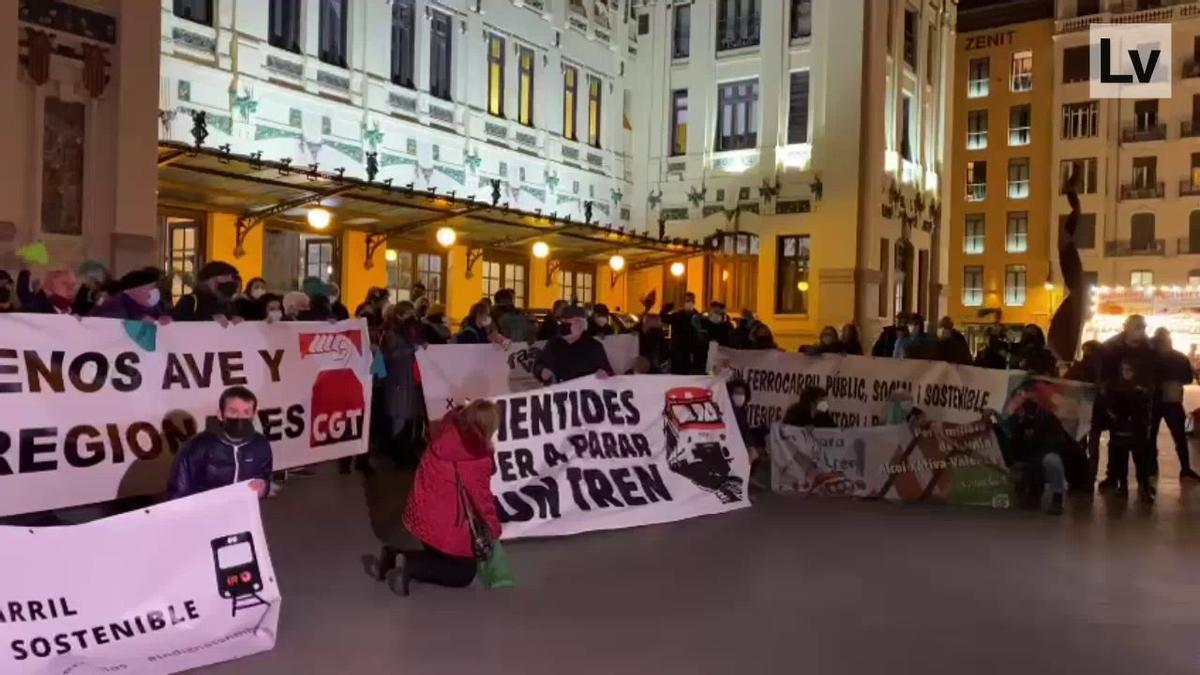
[389, 400, 502, 595]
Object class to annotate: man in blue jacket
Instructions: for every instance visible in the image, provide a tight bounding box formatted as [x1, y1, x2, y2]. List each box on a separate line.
[168, 386, 273, 499]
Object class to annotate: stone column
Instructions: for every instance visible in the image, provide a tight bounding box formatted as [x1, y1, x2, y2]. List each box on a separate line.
[110, 0, 162, 273]
[0, 2, 20, 265]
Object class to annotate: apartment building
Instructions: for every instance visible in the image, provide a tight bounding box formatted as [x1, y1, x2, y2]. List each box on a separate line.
[627, 0, 957, 347]
[1052, 0, 1200, 292]
[948, 0, 1056, 345]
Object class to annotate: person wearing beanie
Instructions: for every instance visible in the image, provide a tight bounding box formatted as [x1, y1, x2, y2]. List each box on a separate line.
[91, 268, 170, 323]
[173, 260, 240, 324]
[534, 305, 613, 383]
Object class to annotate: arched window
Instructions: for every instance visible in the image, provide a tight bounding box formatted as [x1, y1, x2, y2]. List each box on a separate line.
[1189, 211, 1200, 254]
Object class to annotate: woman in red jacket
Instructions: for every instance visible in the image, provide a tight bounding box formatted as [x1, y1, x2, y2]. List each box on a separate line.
[388, 400, 502, 596]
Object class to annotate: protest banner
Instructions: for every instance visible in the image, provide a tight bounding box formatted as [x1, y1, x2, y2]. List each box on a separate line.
[491, 374, 751, 539]
[417, 334, 639, 420]
[709, 345, 1013, 428]
[0, 315, 372, 517]
[1002, 374, 1096, 441]
[770, 419, 1011, 508]
[0, 483, 280, 674]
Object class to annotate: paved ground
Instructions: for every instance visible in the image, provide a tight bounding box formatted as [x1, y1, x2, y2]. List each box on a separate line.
[196, 441, 1200, 675]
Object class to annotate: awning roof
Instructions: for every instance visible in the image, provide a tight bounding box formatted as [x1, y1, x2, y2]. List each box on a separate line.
[157, 141, 702, 266]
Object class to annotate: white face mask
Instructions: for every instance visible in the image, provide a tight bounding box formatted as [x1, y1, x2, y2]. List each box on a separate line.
[596, 317, 609, 327]
[268, 309, 283, 321]
[479, 316, 493, 328]
[908, 325, 921, 335]
[684, 303, 695, 312]
[145, 289, 161, 308]
[815, 400, 830, 413]
[732, 394, 747, 407]
[249, 287, 266, 299]
[938, 328, 950, 340]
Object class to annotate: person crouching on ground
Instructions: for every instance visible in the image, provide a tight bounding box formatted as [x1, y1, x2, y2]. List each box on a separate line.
[991, 400, 1077, 515]
[385, 400, 502, 596]
[167, 386, 272, 499]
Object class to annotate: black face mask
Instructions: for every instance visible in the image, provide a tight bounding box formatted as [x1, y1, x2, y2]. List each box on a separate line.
[216, 281, 239, 298]
[560, 322, 574, 337]
[221, 417, 255, 440]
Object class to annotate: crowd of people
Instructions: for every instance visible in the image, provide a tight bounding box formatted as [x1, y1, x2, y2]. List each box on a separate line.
[4, 259, 1198, 586]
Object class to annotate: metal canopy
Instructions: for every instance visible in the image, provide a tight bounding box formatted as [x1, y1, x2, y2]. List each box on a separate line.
[156, 141, 703, 265]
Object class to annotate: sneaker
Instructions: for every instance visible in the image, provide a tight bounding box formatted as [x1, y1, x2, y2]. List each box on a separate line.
[1180, 469, 1200, 482]
[1114, 483, 1129, 498]
[1097, 478, 1119, 492]
[1047, 493, 1064, 515]
[385, 556, 411, 597]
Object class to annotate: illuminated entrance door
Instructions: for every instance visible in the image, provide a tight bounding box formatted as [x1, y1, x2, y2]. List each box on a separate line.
[263, 227, 342, 291]
[158, 207, 207, 301]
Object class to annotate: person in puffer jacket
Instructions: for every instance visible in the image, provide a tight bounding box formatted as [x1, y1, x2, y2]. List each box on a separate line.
[389, 400, 501, 596]
[167, 387, 273, 500]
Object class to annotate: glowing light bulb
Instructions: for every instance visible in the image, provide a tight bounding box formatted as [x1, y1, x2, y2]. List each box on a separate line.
[532, 241, 550, 259]
[307, 207, 331, 230]
[797, 280, 810, 292]
[385, 249, 398, 262]
[609, 255, 625, 272]
[670, 261, 685, 277]
[436, 227, 457, 247]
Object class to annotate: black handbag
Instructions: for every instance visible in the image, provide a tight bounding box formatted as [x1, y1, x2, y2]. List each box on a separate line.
[455, 468, 493, 562]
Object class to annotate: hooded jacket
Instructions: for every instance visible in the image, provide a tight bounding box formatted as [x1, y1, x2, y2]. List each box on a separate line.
[403, 412, 501, 558]
[167, 429, 273, 499]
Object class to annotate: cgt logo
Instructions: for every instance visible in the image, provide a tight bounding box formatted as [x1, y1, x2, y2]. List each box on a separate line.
[300, 330, 366, 448]
[298, 330, 364, 365]
[1089, 24, 1171, 99]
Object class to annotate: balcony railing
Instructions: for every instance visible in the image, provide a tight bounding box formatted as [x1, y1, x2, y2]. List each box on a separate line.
[1105, 239, 1167, 257]
[1183, 120, 1200, 138]
[967, 78, 988, 98]
[1121, 123, 1167, 143]
[1009, 127, 1030, 146]
[1179, 237, 1200, 255]
[966, 131, 987, 150]
[1181, 179, 1200, 196]
[1121, 181, 1166, 199]
[716, 14, 761, 51]
[966, 183, 987, 201]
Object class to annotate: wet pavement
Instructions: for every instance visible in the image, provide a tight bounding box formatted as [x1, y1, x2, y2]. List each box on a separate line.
[197, 444, 1200, 675]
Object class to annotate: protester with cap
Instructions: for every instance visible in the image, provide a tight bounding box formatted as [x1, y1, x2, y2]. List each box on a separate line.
[167, 386, 273, 500]
[91, 268, 171, 324]
[535, 305, 613, 384]
[173, 260, 241, 324]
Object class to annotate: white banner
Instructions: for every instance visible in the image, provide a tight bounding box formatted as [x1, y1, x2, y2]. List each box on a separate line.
[709, 345, 1014, 428]
[0, 315, 372, 517]
[491, 374, 751, 539]
[417, 334, 639, 420]
[0, 483, 280, 674]
[770, 420, 1010, 508]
